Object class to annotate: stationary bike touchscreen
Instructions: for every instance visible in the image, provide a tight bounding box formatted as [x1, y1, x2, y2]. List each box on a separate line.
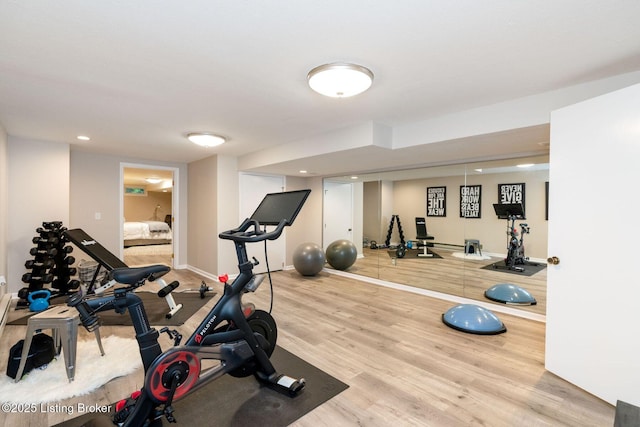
[250, 189, 311, 226]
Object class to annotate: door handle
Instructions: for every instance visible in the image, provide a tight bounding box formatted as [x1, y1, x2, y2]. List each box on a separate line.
[547, 256, 560, 265]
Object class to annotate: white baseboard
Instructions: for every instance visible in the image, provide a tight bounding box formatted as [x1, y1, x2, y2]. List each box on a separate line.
[0, 276, 10, 339]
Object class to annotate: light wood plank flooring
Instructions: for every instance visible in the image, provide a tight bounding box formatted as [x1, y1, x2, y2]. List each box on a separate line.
[0, 267, 613, 426]
[349, 247, 547, 316]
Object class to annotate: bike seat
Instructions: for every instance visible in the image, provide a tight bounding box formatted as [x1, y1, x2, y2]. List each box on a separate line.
[111, 265, 170, 285]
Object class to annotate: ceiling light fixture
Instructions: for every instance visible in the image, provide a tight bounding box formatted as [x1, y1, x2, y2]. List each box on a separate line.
[307, 63, 374, 98]
[77, 135, 90, 141]
[145, 178, 162, 184]
[187, 133, 226, 147]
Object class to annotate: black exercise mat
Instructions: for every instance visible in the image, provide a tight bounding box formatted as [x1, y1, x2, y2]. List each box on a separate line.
[481, 260, 546, 277]
[387, 248, 442, 259]
[54, 346, 349, 427]
[9, 292, 214, 327]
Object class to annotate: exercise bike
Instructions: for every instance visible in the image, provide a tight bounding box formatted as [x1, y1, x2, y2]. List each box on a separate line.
[492, 203, 530, 272]
[504, 221, 530, 272]
[67, 189, 311, 426]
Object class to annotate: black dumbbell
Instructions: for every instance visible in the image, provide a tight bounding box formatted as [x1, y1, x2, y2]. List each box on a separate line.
[30, 247, 58, 256]
[25, 259, 54, 269]
[22, 273, 54, 283]
[17, 287, 30, 300]
[64, 256, 76, 265]
[42, 221, 63, 229]
[67, 279, 80, 290]
[32, 236, 60, 245]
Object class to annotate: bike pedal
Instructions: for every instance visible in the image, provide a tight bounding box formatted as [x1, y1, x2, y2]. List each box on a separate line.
[113, 389, 143, 424]
[274, 375, 306, 396]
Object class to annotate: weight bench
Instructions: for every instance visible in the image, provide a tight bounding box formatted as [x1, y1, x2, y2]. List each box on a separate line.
[64, 228, 182, 319]
[415, 217, 435, 258]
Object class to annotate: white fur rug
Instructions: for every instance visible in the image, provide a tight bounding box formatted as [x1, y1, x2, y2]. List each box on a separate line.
[0, 336, 142, 403]
[452, 251, 493, 261]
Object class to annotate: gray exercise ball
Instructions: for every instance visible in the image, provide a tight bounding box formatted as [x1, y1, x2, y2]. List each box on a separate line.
[326, 239, 358, 271]
[293, 242, 325, 276]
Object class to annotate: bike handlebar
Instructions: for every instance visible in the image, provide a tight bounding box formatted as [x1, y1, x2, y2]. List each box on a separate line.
[218, 218, 288, 243]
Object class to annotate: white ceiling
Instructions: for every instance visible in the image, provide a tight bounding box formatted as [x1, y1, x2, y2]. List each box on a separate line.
[2, 1, 640, 177]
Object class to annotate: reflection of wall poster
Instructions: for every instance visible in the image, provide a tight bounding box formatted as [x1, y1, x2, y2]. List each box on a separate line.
[427, 186, 446, 217]
[460, 185, 481, 218]
[498, 183, 526, 215]
[124, 186, 147, 196]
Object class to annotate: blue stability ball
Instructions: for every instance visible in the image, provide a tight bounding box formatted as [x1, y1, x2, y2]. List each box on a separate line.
[442, 304, 506, 335]
[293, 242, 325, 276]
[325, 239, 358, 271]
[485, 283, 537, 305]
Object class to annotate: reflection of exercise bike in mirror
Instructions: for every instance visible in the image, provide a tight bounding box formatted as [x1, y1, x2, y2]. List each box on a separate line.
[506, 221, 530, 272]
[493, 203, 532, 272]
[68, 190, 311, 426]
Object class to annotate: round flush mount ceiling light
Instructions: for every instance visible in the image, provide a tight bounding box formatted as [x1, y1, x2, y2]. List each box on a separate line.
[307, 63, 374, 98]
[187, 133, 226, 147]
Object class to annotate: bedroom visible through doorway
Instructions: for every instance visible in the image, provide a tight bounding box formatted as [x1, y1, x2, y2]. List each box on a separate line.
[122, 166, 176, 267]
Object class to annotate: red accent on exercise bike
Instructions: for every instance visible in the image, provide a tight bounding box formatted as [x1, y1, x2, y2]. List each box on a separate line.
[115, 399, 127, 412]
[147, 350, 201, 403]
[218, 274, 229, 283]
[243, 303, 255, 318]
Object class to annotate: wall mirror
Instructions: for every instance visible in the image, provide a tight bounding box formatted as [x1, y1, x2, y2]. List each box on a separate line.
[323, 155, 549, 316]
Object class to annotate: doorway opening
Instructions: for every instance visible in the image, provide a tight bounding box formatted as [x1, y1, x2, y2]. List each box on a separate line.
[120, 164, 178, 268]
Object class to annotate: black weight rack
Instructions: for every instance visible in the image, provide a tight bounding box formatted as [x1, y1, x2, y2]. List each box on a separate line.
[18, 221, 80, 308]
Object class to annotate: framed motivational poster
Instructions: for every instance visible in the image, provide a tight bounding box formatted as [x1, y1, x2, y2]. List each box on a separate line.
[427, 186, 446, 217]
[460, 185, 481, 218]
[498, 183, 526, 218]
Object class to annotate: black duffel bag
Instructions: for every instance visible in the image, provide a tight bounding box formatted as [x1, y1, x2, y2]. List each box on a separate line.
[6, 333, 56, 379]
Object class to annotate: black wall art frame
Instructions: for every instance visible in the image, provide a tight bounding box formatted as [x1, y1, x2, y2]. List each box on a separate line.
[497, 183, 526, 218]
[460, 185, 481, 218]
[545, 181, 549, 220]
[427, 186, 446, 217]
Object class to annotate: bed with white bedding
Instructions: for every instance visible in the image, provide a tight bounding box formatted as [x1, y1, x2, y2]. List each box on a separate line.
[123, 220, 172, 247]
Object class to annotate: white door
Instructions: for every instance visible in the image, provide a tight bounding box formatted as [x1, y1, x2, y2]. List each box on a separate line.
[546, 83, 640, 406]
[323, 181, 353, 249]
[239, 174, 285, 274]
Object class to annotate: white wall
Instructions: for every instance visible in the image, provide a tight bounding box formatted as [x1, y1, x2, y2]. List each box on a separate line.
[69, 150, 188, 266]
[187, 155, 218, 275]
[7, 137, 70, 293]
[0, 123, 8, 281]
[284, 176, 323, 266]
[216, 156, 239, 275]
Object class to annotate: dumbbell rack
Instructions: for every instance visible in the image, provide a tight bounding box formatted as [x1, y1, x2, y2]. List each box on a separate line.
[18, 221, 80, 308]
[384, 215, 406, 248]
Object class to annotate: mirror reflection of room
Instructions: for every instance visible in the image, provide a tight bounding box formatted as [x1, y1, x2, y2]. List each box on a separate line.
[326, 156, 548, 316]
[122, 167, 173, 267]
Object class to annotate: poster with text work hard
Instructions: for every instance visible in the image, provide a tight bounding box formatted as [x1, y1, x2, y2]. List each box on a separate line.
[460, 185, 481, 218]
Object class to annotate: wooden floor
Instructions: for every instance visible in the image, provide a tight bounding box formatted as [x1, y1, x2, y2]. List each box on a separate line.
[349, 247, 547, 316]
[0, 265, 613, 426]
